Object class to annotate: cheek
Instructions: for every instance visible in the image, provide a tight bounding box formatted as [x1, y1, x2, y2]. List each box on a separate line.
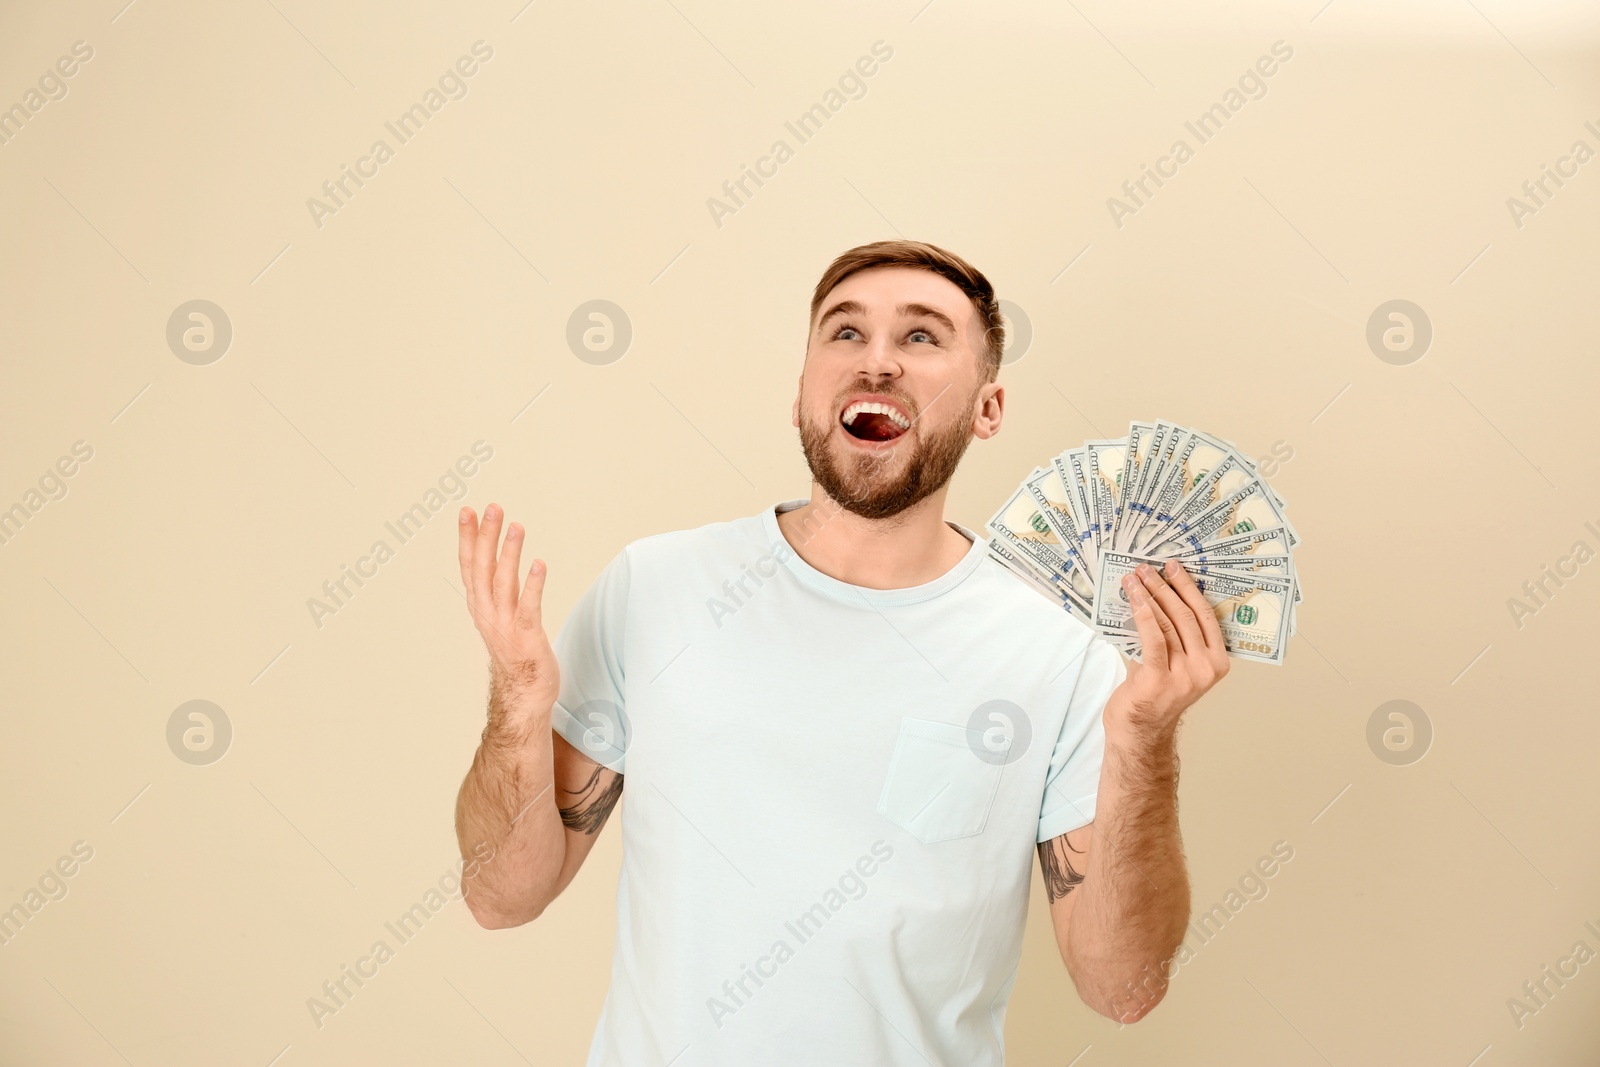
[799, 377, 837, 419]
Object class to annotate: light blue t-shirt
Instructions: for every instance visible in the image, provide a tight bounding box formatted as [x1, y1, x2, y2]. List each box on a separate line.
[550, 500, 1126, 1066]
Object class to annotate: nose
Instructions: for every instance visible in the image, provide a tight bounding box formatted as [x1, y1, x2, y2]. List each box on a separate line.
[854, 331, 903, 380]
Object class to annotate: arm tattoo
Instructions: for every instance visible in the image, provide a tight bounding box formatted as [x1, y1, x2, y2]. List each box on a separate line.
[557, 765, 624, 834]
[1038, 835, 1087, 903]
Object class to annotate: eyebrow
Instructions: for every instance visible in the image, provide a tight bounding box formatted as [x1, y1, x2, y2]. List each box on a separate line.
[815, 300, 958, 337]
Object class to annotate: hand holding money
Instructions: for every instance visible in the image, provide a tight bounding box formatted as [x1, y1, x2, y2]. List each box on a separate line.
[1102, 557, 1231, 741]
[985, 419, 1302, 665]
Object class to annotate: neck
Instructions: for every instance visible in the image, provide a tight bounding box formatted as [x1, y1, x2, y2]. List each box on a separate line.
[775, 483, 972, 590]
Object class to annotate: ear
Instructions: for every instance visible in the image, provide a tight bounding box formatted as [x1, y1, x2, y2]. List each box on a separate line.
[971, 382, 1004, 440]
[792, 374, 803, 428]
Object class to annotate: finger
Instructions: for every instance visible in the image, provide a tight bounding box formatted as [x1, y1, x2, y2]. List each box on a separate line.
[1131, 570, 1182, 667]
[1143, 585, 1183, 667]
[457, 506, 481, 615]
[1163, 557, 1226, 659]
[1122, 574, 1169, 672]
[515, 557, 548, 633]
[494, 521, 525, 611]
[1139, 562, 1203, 658]
[474, 502, 504, 609]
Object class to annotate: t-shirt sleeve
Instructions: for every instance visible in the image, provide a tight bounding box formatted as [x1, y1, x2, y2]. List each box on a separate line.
[549, 545, 633, 774]
[1036, 636, 1127, 843]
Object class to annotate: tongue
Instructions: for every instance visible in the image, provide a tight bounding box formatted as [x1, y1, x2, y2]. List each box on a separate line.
[851, 412, 906, 442]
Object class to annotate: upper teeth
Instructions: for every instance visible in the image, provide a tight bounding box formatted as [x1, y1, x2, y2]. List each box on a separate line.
[842, 401, 910, 429]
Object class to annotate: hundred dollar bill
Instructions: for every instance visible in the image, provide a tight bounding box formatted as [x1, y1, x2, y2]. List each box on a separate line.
[1137, 449, 1254, 551]
[1110, 421, 1159, 553]
[1083, 439, 1126, 557]
[986, 479, 1094, 596]
[1172, 524, 1292, 560]
[991, 420, 1301, 665]
[1144, 475, 1295, 556]
[1128, 428, 1221, 553]
[1022, 467, 1096, 599]
[993, 533, 1093, 620]
[1121, 420, 1183, 552]
[1191, 430, 1296, 541]
[1091, 551, 1295, 664]
[1131, 428, 1298, 553]
[1057, 449, 1102, 569]
[1091, 551, 1161, 635]
[1113, 419, 1177, 550]
[986, 537, 1093, 620]
[1188, 553, 1293, 580]
[1195, 429, 1288, 510]
[1174, 524, 1303, 613]
[1198, 567, 1295, 662]
[1049, 450, 1097, 569]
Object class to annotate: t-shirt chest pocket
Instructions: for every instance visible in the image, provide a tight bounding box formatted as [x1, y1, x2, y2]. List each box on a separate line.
[876, 718, 1006, 844]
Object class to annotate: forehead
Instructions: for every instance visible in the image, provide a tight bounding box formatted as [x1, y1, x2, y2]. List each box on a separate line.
[814, 266, 976, 329]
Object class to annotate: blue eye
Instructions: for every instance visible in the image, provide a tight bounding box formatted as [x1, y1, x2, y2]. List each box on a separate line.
[830, 323, 938, 344]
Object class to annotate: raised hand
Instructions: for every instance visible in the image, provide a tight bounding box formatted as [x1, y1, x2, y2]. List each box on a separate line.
[457, 503, 560, 711]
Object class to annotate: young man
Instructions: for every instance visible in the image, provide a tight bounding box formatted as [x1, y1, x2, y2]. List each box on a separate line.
[453, 240, 1230, 1065]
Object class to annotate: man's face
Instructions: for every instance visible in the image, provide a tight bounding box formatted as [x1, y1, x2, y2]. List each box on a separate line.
[792, 266, 1004, 520]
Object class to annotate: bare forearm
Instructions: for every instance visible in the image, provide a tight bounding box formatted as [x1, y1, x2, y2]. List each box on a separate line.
[454, 674, 567, 927]
[1065, 722, 1190, 1019]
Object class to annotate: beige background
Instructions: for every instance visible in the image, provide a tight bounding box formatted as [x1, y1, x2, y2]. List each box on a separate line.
[2, 0, 1597, 1063]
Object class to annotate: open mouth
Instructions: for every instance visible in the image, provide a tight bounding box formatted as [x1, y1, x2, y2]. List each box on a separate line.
[840, 399, 912, 443]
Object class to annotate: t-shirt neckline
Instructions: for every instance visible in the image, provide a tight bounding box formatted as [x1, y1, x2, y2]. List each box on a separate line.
[760, 499, 985, 608]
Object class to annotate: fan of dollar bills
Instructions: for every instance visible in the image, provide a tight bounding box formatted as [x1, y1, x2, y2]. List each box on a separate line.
[985, 420, 1301, 665]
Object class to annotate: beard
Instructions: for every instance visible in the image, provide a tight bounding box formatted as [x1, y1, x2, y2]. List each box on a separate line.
[797, 383, 979, 520]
